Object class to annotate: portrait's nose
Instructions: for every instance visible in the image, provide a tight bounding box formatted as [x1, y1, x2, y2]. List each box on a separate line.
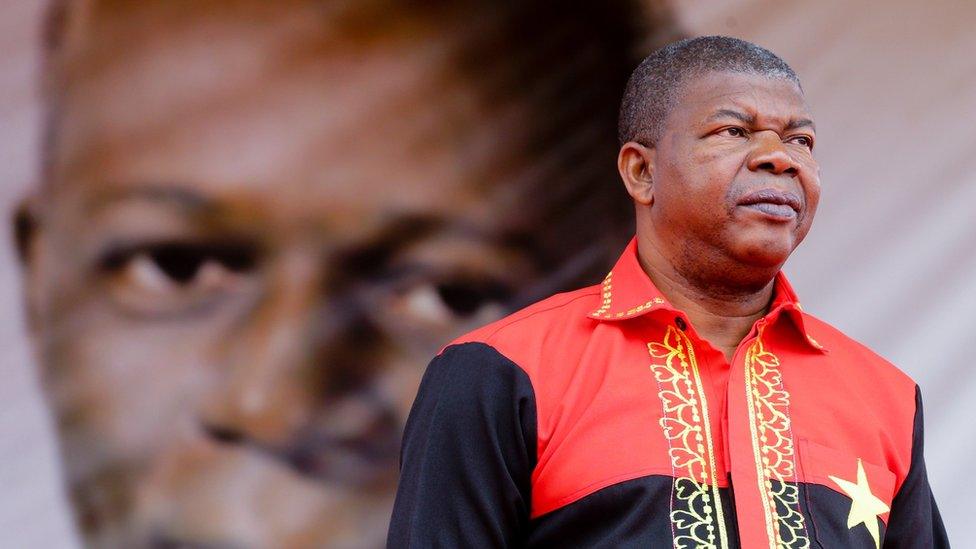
[196, 245, 400, 484]
[199, 248, 325, 448]
[747, 131, 799, 177]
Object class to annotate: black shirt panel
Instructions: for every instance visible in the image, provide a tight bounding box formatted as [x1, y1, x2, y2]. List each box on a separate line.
[880, 386, 950, 548]
[387, 343, 949, 548]
[387, 343, 537, 548]
[527, 474, 741, 549]
[801, 482, 886, 548]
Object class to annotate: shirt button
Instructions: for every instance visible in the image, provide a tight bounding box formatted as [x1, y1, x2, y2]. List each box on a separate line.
[675, 317, 687, 331]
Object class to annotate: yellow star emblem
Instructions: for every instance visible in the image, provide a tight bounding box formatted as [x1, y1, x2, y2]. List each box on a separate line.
[828, 458, 891, 549]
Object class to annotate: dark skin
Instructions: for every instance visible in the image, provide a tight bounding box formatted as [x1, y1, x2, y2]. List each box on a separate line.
[618, 71, 821, 360]
[14, 3, 546, 546]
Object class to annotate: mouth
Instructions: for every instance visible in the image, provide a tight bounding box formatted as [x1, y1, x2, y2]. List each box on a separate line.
[150, 533, 244, 549]
[280, 426, 401, 490]
[736, 188, 802, 220]
[131, 426, 399, 549]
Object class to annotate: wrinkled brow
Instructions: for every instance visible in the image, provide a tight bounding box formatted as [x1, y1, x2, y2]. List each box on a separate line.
[785, 117, 816, 132]
[86, 184, 217, 215]
[706, 109, 755, 125]
[706, 109, 816, 132]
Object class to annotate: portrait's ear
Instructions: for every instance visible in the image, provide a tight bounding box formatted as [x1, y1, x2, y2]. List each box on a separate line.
[13, 195, 47, 333]
[617, 141, 656, 206]
[13, 196, 39, 265]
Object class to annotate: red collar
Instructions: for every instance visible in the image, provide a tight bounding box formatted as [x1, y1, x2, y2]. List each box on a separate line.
[587, 236, 826, 352]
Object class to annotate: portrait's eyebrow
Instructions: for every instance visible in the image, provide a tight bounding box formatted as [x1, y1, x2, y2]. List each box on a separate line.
[87, 184, 218, 215]
[339, 213, 488, 275]
[706, 108, 756, 125]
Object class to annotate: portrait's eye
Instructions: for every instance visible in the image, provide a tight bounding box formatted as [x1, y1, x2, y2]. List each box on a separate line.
[435, 280, 508, 317]
[393, 277, 512, 326]
[98, 241, 258, 316]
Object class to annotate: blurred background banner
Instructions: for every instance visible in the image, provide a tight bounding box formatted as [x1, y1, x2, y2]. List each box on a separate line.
[0, 0, 970, 547]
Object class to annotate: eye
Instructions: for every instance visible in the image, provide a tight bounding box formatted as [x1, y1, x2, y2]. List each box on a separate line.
[99, 241, 258, 316]
[720, 126, 748, 138]
[392, 277, 511, 326]
[788, 135, 814, 149]
[434, 280, 510, 317]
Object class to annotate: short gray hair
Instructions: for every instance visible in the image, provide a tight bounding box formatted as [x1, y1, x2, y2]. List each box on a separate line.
[618, 35, 800, 146]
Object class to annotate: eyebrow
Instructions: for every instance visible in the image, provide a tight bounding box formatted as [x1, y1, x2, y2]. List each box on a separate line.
[339, 214, 484, 275]
[785, 117, 816, 132]
[708, 109, 756, 125]
[88, 184, 218, 214]
[707, 109, 816, 132]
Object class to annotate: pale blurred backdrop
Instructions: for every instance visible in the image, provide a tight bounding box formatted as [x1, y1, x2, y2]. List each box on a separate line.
[0, 0, 971, 547]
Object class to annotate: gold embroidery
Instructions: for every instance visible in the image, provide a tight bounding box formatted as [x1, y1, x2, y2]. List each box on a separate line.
[648, 326, 729, 549]
[591, 271, 613, 317]
[744, 331, 809, 549]
[590, 270, 666, 318]
[625, 297, 665, 317]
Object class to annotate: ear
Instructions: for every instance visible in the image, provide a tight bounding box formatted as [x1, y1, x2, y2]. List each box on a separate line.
[617, 141, 656, 206]
[12, 195, 47, 334]
[13, 196, 38, 265]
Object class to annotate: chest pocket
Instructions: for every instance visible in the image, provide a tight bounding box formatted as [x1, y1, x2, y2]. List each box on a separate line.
[798, 438, 897, 549]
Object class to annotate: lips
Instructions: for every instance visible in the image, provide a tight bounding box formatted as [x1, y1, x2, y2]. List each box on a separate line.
[135, 417, 399, 548]
[737, 188, 802, 219]
[282, 416, 401, 490]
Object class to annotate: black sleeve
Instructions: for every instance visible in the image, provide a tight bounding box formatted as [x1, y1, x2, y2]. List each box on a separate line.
[387, 342, 538, 548]
[883, 386, 950, 548]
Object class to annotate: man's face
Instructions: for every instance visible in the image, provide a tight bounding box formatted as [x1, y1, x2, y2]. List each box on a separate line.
[650, 71, 820, 277]
[22, 3, 543, 546]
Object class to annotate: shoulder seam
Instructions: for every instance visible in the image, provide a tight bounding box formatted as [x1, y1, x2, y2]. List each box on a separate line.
[484, 290, 599, 341]
[439, 340, 534, 376]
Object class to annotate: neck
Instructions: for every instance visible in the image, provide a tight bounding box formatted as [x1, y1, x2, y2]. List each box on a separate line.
[636, 233, 776, 361]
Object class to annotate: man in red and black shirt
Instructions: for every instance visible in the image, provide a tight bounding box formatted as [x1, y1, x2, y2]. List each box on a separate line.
[388, 36, 948, 548]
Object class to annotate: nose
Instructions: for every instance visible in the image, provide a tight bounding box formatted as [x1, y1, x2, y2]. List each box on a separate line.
[199, 248, 323, 447]
[196, 245, 403, 485]
[198, 243, 397, 446]
[747, 131, 799, 177]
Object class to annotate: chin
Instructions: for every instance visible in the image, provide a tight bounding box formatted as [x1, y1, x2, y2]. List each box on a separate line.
[77, 476, 394, 549]
[72, 436, 397, 548]
[735, 237, 794, 270]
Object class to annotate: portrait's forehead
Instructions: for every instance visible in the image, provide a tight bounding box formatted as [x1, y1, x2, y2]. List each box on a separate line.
[46, 0, 534, 242]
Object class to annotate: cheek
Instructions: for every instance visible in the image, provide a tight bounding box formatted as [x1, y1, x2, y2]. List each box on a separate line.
[374, 351, 432, 422]
[799, 163, 822, 216]
[655, 161, 734, 231]
[41, 309, 217, 467]
[685, 143, 747, 199]
[660, 141, 729, 192]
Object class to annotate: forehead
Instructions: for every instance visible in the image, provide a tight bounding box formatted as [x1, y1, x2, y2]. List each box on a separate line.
[48, 2, 531, 239]
[668, 71, 811, 128]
